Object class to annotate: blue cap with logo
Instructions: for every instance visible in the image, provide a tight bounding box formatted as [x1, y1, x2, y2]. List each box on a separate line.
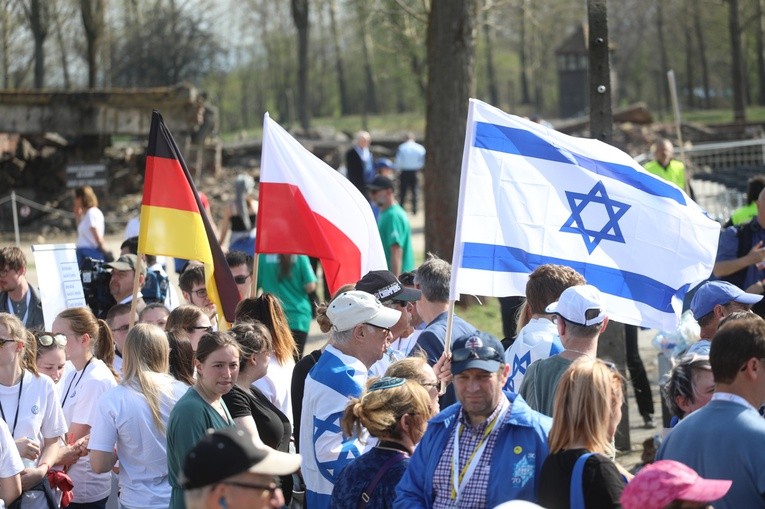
[451, 331, 504, 375]
[689, 280, 762, 320]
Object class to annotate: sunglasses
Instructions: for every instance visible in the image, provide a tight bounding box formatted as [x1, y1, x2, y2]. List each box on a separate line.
[0, 337, 18, 347]
[219, 481, 279, 497]
[190, 325, 214, 333]
[233, 274, 251, 284]
[37, 334, 67, 347]
[452, 346, 503, 363]
[364, 323, 392, 335]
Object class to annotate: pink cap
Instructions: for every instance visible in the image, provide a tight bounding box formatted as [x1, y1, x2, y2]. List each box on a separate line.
[621, 460, 731, 509]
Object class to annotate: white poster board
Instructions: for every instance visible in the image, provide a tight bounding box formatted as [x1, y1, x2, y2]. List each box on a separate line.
[31, 244, 86, 330]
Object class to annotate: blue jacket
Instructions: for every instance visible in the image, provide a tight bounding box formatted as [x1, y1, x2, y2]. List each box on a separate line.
[394, 391, 552, 508]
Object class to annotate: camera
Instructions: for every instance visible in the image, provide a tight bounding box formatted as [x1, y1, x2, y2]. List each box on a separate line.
[80, 257, 116, 319]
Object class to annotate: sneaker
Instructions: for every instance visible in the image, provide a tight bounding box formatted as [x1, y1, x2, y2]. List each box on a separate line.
[642, 414, 656, 429]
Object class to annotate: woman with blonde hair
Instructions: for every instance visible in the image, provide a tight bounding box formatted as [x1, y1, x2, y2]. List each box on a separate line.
[89, 324, 187, 509]
[73, 185, 108, 268]
[166, 332, 239, 509]
[331, 377, 434, 509]
[0, 314, 66, 509]
[384, 353, 440, 415]
[234, 294, 296, 422]
[33, 331, 68, 386]
[52, 307, 118, 509]
[539, 357, 626, 508]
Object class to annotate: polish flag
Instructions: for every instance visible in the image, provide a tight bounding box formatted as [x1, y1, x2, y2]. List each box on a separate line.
[256, 114, 387, 295]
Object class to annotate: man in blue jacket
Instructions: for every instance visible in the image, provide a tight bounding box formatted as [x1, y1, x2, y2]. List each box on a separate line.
[395, 331, 552, 508]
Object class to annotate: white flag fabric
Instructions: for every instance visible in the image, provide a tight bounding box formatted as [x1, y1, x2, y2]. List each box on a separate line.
[257, 114, 387, 294]
[450, 99, 720, 330]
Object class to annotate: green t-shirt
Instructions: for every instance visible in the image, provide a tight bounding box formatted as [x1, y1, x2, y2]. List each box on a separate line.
[257, 254, 317, 333]
[518, 355, 573, 417]
[377, 203, 414, 273]
[166, 388, 234, 509]
[643, 159, 686, 189]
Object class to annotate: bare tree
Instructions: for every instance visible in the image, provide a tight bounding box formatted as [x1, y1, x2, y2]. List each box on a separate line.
[51, 1, 71, 89]
[482, 4, 499, 106]
[756, 0, 765, 105]
[692, 1, 711, 108]
[424, 0, 478, 259]
[684, 0, 694, 107]
[519, 0, 531, 104]
[656, 0, 670, 112]
[19, 0, 50, 89]
[729, 0, 746, 122]
[81, 0, 105, 88]
[355, 0, 379, 116]
[291, 0, 310, 130]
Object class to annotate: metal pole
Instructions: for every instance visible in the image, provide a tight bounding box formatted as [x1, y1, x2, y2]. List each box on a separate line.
[11, 191, 19, 247]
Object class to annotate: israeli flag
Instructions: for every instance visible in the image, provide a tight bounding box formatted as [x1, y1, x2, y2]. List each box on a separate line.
[450, 99, 720, 330]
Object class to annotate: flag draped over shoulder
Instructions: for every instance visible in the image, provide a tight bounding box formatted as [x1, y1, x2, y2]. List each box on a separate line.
[256, 113, 386, 295]
[138, 111, 239, 324]
[450, 99, 720, 330]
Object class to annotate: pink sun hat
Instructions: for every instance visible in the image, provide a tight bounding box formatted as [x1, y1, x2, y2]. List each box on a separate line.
[621, 460, 732, 509]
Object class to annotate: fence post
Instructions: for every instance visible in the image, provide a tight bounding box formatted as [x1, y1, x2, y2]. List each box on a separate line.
[11, 191, 19, 247]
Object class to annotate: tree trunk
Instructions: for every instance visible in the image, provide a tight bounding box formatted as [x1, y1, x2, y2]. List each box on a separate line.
[692, 3, 711, 108]
[25, 0, 49, 89]
[424, 0, 478, 260]
[656, 0, 670, 112]
[729, 0, 747, 122]
[1, 1, 9, 89]
[482, 7, 499, 106]
[291, 0, 309, 131]
[519, 0, 531, 104]
[684, 0, 694, 108]
[328, 0, 349, 115]
[80, 0, 105, 89]
[357, 1, 378, 115]
[53, 4, 70, 89]
[758, 0, 765, 105]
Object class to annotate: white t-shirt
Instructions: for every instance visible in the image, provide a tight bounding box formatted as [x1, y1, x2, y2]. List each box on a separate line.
[0, 371, 67, 509]
[76, 207, 105, 249]
[89, 375, 188, 509]
[113, 355, 123, 378]
[0, 419, 23, 478]
[252, 356, 295, 425]
[61, 358, 117, 503]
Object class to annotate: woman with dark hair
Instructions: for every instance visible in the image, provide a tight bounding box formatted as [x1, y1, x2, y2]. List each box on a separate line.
[165, 305, 212, 352]
[166, 332, 239, 509]
[89, 324, 187, 509]
[0, 315, 66, 509]
[52, 307, 118, 509]
[539, 358, 627, 508]
[257, 254, 317, 356]
[166, 332, 195, 386]
[73, 186, 108, 267]
[234, 294, 296, 423]
[223, 321, 294, 502]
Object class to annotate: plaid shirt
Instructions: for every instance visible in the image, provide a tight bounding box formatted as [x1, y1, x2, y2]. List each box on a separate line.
[432, 397, 510, 508]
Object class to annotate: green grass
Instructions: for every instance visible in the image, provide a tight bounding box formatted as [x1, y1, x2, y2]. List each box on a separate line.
[657, 105, 765, 124]
[457, 297, 504, 339]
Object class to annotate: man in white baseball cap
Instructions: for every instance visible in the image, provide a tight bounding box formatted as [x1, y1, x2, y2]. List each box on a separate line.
[300, 290, 401, 509]
[519, 284, 609, 416]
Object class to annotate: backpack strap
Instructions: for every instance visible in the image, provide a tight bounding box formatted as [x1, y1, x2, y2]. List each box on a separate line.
[569, 452, 595, 509]
[357, 452, 407, 509]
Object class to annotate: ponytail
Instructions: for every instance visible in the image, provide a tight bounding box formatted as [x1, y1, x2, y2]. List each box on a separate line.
[95, 319, 118, 380]
[22, 330, 38, 376]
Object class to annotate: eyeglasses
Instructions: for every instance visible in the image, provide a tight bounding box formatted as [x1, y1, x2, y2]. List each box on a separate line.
[420, 382, 439, 394]
[233, 275, 251, 284]
[0, 269, 11, 278]
[219, 481, 279, 496]
[37, 334, 67, 347]
[452, 346, 503, 363]
[364, 323, 392, 335]
[111, 325, 130, 333]
[190, 288, 208, 298]
[191, 325, 214, 333]
[0, 337, 17, 347]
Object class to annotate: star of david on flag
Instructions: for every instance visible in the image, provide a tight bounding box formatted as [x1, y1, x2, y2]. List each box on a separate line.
[449, 99, 720, 330]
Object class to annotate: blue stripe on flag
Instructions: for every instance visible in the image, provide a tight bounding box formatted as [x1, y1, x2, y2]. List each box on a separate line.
[473, 122, 686, 206]
[461, 242, 682, 313]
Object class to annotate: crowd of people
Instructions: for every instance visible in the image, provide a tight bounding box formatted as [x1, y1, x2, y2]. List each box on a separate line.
[0, 134, 763, 509]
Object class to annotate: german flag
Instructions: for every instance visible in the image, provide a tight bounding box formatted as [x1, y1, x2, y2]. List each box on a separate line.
[138, 111, 239, 325]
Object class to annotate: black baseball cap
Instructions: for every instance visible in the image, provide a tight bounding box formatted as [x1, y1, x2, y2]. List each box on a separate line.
[356, 270, 421, 303]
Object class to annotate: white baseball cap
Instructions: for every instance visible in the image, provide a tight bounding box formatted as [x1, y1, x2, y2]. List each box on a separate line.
[545, 284, 607, 326]
[327, 290, 401, 332]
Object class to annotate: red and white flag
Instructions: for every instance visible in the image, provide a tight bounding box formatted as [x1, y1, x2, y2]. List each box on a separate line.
[256, 114, 386, 295]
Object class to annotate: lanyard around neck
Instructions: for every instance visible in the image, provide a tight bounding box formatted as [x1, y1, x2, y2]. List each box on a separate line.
[6, 290, 30, 327]
[62, 357, 93, 408]
[0, 371, 24, 436]
[450, 403, 509, 502]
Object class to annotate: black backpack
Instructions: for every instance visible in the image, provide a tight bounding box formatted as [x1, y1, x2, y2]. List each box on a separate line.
[142, 269, 169, 304]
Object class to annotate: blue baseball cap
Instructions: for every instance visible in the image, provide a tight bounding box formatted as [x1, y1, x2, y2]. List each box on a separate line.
[689, 281, 762, 320]
[375, 158, 394, 170]
[451, 331, 504, 374]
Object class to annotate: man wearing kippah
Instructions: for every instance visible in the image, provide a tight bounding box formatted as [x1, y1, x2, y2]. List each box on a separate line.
[395, 331, 551, 508]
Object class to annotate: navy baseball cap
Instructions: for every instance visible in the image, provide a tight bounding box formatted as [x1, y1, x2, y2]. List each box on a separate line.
[690, 281, 762, 320]
[451, 331, 504, 375]
[356, 270, 421, 303]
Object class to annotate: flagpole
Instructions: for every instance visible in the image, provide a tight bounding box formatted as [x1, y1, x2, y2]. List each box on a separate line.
[667, 70, 689, 191]
[129, 254, 143, 327]
[250, 252, 259, 299]
[440, 300, 456, 395]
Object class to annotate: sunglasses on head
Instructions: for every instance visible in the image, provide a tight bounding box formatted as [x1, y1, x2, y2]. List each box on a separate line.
[37, 334, 67, 347]
[452, 346, 503, 363]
